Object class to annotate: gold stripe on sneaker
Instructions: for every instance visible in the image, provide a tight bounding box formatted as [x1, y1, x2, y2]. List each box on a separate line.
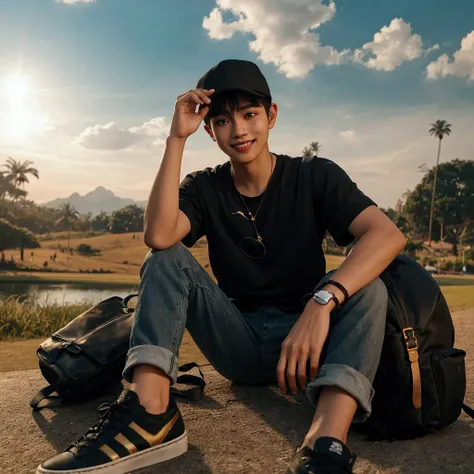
[129, 412, 179, 447]
[114, 433, 138, 454]
[99, 444, 120, 461]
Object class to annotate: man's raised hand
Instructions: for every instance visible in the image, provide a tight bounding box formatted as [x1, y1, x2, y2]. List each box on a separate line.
[169, 89, 215, 140]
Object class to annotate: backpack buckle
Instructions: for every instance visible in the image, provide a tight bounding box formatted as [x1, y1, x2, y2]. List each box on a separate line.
[403, 327, 418, 350]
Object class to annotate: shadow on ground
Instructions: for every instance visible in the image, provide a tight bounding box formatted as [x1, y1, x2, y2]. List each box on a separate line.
[1, 310, 473, 474]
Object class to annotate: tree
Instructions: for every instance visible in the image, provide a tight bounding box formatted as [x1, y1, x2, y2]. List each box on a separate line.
[404, 159, 474, 256]
[302, 141, 321, 158]
[92, 211, 110, 232]
[0, 218, 40, 251]
[76, 211, 94, 232]
[427, 120, 452, 246]
[0, 172, 17, 218]
[56, 202, 79, 251]
[4, 157, 39, 219]
[109, 205, 144, 234]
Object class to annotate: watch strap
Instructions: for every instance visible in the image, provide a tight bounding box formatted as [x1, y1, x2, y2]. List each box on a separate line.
[326, 279, 350, 304]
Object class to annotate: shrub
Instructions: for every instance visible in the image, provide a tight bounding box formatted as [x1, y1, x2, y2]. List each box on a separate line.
[0, 218, 40, 251]
[76, 243, 101, 256]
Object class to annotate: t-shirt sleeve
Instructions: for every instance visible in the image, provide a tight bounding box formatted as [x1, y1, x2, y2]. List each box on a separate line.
[179, 172, 206, 248]
[313, 158, 377, 247]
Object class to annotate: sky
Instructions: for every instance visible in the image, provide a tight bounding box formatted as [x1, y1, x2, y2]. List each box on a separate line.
[0, 0, 473, 209]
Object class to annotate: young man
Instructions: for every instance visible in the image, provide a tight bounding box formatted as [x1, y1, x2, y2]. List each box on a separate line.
[37, 60, 406, 474]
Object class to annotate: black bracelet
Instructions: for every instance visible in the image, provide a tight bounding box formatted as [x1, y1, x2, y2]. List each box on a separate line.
[330, 293, 341, 309]
[326, 279, 350, 303]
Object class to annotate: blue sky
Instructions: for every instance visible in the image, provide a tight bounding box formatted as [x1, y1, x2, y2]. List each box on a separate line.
[0, 0, 473, 208]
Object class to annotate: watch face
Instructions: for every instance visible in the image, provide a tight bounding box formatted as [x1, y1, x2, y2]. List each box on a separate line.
[313, 290, 332, 305]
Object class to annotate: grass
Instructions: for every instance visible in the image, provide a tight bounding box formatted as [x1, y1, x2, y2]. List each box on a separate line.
[434, 275, 474, 286]
[0, 331, 208, 373]
[0, 280, 473, 373]
[0, 232, 472, 373]
[442, 287, 474, 313]
[0, 294, 207, 371]
[0, 296, 92, 342]
[3, 232, 344, 283]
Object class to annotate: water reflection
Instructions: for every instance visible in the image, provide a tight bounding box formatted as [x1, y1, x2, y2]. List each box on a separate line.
[0, 282, 138, 305]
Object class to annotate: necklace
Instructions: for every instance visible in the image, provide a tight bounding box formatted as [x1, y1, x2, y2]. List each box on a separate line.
[233, 154, 275, 223]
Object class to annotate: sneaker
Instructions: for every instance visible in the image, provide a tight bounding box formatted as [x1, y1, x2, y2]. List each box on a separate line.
[36, 388, 187, 474]
[285, 437, 356, 474]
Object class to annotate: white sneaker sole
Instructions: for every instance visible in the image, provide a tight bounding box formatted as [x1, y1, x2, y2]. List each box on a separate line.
[37, 431, 188, 474]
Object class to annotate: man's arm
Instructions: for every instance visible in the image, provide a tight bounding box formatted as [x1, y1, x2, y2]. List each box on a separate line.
[144, 136, 191, 249]
[143, 88, 214, 249]
[308, 205, 406, 312]
[277, 204, 405, 395]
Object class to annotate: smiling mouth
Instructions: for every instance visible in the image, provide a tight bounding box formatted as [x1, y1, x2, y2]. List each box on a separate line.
[231, 139, 256, 149]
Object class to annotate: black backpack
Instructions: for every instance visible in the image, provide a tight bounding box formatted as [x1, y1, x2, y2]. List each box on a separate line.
[30, 294, 205, 411]
[300, 156, 473, 438]
[363, 254, 474, 439]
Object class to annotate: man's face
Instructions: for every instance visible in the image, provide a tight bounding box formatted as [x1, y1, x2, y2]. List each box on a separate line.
[205, 99, 277, 163]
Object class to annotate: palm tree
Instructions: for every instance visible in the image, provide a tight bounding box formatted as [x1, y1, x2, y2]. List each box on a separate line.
[8, 186, 27, 217]
[427, 120, 452, 246]
[56, 202, 79, 253]
[302, 141, 321, 158]
[0, 172, 17, 218]
[4, 157, 39, 218]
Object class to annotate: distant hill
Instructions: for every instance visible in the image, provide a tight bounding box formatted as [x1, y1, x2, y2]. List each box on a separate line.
[40, 187, 147, 216]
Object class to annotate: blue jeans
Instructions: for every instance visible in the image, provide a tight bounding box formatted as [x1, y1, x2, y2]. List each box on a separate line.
[122, 244, 388, 422]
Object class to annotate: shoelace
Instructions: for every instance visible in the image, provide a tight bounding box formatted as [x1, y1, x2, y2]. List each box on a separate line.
[71, 401, 129, 449]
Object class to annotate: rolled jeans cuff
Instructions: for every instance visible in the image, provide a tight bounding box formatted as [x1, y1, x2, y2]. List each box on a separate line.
[305, 363, 375, 423]
[122, 345, 179, 384]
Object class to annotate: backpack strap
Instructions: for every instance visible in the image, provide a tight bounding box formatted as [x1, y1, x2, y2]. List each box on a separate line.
[301, 155, 315, 210]
[30, 363, 206, 410]
[123, 294, 138, 306]
[402, 327, 422, 409]
[463, 403, 474, 419]
[30, 385, 61, 410]
[171, 362, 206, 401]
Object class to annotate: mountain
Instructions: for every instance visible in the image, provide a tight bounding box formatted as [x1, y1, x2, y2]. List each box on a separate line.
[41, 187, 147, 216]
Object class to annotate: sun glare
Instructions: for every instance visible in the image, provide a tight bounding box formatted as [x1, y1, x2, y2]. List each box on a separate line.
[4, 73, 29, 102]
[1, 72, 50, 140]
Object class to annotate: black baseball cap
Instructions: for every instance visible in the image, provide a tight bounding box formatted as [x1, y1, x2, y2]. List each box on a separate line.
[196, 59, 272, 101]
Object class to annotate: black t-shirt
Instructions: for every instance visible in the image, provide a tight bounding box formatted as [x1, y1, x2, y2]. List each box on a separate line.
[179, 154, 376, 312]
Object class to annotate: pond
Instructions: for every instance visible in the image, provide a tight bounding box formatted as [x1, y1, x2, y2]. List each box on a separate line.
[0, 282, 139, 305]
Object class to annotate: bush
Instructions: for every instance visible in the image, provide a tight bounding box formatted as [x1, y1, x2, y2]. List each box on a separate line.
[76, 243, 101, 256]
[441, 260, 454, 271]
[402, 240, 424, 258]
[0, 218, 40, 251]
[0, 252, 18, 270]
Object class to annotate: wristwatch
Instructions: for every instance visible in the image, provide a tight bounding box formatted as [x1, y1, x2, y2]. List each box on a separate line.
[312, 290, 340, 309]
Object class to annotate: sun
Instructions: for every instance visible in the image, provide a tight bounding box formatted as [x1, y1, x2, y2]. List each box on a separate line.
[1, 72, 51, 140]
[4, 73, 29, 103]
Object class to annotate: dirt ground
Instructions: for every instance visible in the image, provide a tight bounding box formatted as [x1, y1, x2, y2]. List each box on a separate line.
[0, 310, 473, 474]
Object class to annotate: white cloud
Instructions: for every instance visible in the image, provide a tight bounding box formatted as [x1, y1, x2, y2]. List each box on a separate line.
[425, 44, 440, 56]
[203, 4, 433, 77]
[73, 117, 169, 150]
[203, 0, 348, 79]
[353, 18, 436, 71]
[57, 0, 96, 4]
[426, 30, 474, 81]
[339, 130, 357, 142]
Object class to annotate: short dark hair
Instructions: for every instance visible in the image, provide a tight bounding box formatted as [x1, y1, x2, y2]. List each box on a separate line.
[204, 90, 272, 127]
